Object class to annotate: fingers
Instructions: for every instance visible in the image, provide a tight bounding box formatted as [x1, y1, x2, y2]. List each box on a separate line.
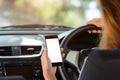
[43, 48, 48, 57]
[61, 48, 65, 58]
[61, 48, 64, 52]
[41, 48, 50, 60]
[88, 30, 102, 34]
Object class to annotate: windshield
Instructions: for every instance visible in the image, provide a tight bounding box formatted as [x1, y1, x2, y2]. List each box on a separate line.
[0, 0, 100, 28]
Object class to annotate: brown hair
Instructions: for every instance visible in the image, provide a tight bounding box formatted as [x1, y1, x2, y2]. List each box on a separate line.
[98, 0, 120, 49]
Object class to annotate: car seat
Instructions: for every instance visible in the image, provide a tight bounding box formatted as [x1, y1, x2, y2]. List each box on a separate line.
[78, 49, 120, 80]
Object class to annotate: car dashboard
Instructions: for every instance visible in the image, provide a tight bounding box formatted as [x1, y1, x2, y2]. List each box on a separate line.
[0, 25, 72, 80]
[0, 24, 101, 80]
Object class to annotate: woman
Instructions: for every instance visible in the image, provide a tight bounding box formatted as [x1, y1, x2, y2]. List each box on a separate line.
[98, 0, 120, 49]
[41, 0, 120, 80]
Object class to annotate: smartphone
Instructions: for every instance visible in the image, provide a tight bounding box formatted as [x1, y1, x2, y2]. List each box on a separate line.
[45, 35, 63, 66]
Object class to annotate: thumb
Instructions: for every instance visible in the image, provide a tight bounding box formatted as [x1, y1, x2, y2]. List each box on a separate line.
[41, 48, 49, 61]
[44, 48, 48, 57]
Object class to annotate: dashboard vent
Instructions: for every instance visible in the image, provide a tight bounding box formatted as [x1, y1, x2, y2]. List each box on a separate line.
[0, 47, 12, 56]
[21, 46, 41, 55]
[0, 46, 41, 56]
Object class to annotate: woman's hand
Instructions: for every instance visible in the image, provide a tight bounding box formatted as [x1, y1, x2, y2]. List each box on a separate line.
[41, 48, 57, 80]
[86, 18, 103, 27]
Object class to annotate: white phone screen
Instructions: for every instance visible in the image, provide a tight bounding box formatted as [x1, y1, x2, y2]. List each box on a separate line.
[45, 38, 62, 64]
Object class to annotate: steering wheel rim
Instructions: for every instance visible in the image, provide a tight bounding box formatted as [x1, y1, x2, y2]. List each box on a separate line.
[58, 24, 101, 80]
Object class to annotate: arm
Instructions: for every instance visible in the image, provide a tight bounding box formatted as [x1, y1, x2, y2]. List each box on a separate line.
[41, 48, 57, 80]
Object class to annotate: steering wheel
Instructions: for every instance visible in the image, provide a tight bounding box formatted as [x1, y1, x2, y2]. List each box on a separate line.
[58, 24, 101, 80]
